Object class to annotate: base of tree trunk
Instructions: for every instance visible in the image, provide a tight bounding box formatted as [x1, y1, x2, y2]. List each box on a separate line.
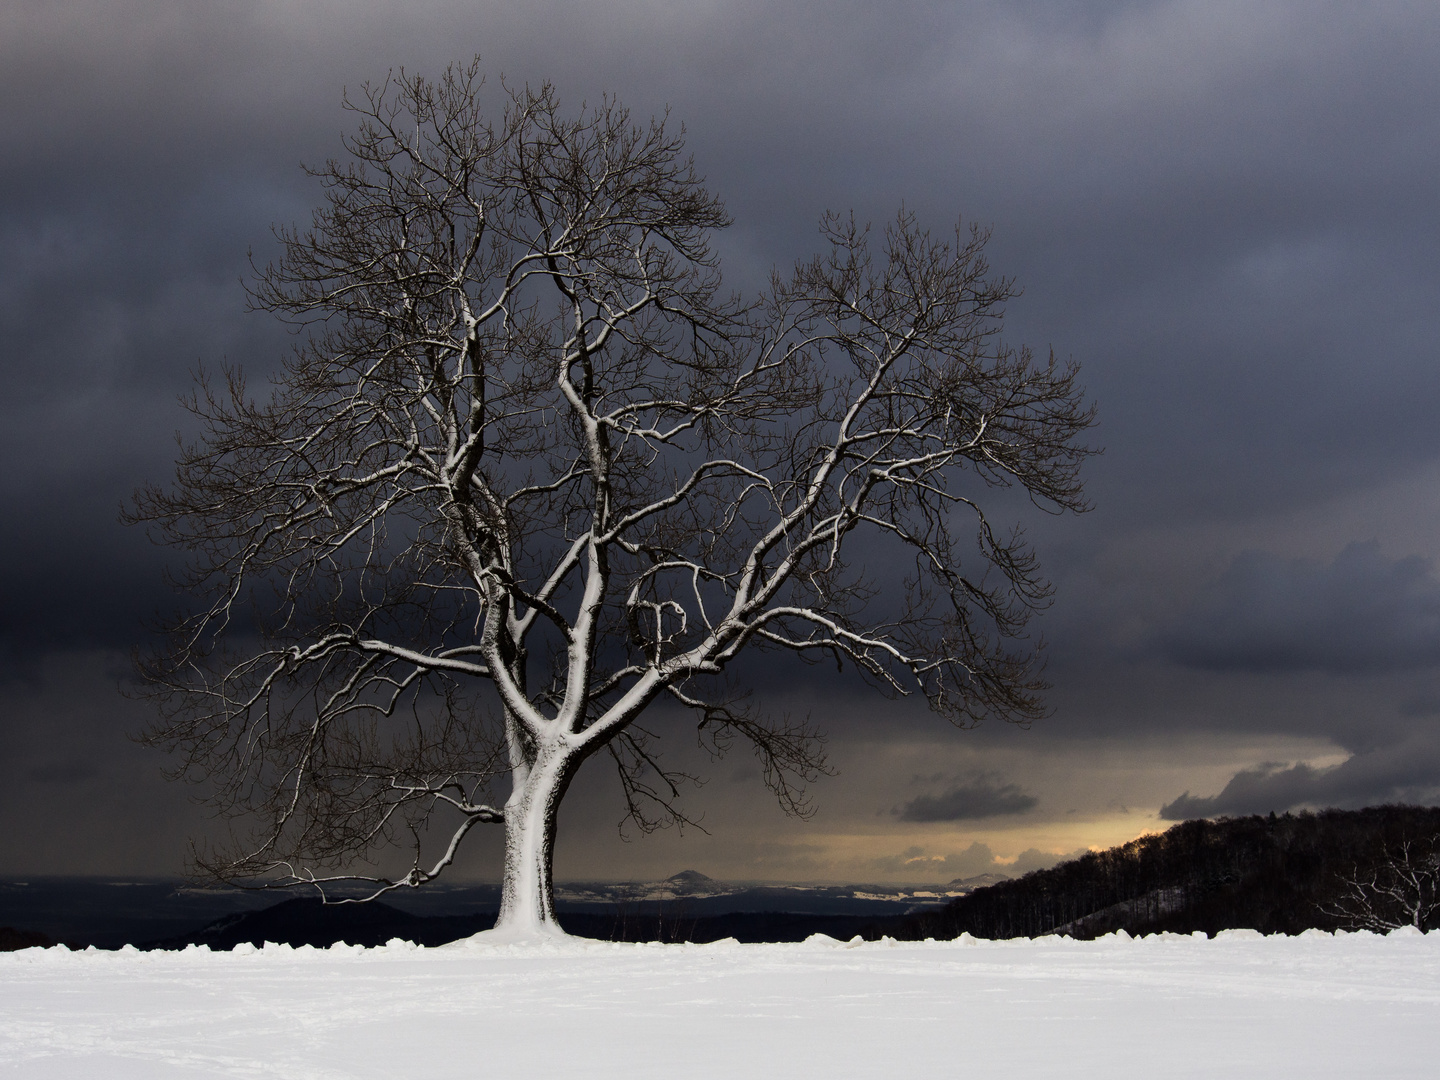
[455, 921, 574, 948]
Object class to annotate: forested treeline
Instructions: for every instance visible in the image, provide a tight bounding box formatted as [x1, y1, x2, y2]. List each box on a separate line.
[894, 806, 1440, 940]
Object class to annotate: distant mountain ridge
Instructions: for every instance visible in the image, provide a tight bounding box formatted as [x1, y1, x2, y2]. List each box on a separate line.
[0, 872, 979, 949]
[553, 873, 982, 912]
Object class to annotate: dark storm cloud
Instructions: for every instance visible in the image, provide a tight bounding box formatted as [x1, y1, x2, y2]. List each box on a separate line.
[898, 775, 1039, 821]
[6, 0, 1440, 651]
[1162, 542, 1440, 674]
[4, 0, 1440, 871]
[26, 761, 100, 785]
[1160, 737, 1440, 820]
[0, 202, 241, 660]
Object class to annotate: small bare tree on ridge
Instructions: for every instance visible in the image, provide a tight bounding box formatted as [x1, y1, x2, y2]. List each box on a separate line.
[1323, 835, 1440, 932]
[127, 59, 1096, 935]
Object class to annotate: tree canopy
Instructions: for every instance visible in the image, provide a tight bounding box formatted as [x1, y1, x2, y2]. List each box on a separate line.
[128, 60, 1096, 933]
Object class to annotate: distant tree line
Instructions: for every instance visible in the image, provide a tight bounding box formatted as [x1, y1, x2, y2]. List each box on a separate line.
[0, 927, 56, 951]
[891, 806, 1440, 940]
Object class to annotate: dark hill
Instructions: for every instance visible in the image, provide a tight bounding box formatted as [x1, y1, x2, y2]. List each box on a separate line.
[144, 896, 890, 949]
[146, 897, 492, 950]
[665, 870, 714, 886]
[893, 805, 1440, 940]
[0, 926, 58, 951]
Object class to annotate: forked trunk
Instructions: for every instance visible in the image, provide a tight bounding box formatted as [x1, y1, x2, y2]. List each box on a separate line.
[495, 746, 577, 933]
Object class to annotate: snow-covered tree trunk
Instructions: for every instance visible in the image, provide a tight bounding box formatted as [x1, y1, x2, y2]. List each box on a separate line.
[495, 743, 578, 933]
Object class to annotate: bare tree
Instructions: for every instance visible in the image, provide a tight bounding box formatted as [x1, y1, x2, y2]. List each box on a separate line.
[1323, 836, 1440, 932]
[127, 60, 1096, 936]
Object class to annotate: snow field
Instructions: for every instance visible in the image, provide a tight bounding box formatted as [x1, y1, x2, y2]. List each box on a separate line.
[2, 929, 1438, 1079]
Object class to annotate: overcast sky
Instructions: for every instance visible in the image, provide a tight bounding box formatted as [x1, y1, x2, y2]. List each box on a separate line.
[3, 0, 1440, 884]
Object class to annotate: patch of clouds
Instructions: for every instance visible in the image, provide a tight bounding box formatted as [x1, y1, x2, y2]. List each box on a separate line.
[870, 842, 1002, 879]
[1160, 737, 1440, 820]
[1010, 847, 1091, 876]
[1161, 541, 1440, 673]
[896, 772, 1039, 822]
[868, 841, 1086, 880]
[732, 840, 834, 878]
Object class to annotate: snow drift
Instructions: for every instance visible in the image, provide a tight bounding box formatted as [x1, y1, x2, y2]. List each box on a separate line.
[2, 930, 1437, 1078]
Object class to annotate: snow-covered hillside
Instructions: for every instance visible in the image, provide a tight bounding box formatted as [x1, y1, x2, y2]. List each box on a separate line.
[2, 930, 1436, 1078]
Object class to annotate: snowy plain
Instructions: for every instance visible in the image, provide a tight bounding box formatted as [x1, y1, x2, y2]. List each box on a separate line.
[2, 929, 1437, 1079]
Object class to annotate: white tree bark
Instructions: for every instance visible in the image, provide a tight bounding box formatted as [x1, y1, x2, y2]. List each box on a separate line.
[496, 746, 578, 933]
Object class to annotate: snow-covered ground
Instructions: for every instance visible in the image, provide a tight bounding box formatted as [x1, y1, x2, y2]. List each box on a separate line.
[2, 929, 1437, 1079]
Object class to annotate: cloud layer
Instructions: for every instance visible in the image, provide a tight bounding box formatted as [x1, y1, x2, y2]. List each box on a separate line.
[5, 0, 1440, 875]
[1160, 738, 1440, 820]
[1163, 542, 1440, 674]
[898, 775, 1040, 822]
